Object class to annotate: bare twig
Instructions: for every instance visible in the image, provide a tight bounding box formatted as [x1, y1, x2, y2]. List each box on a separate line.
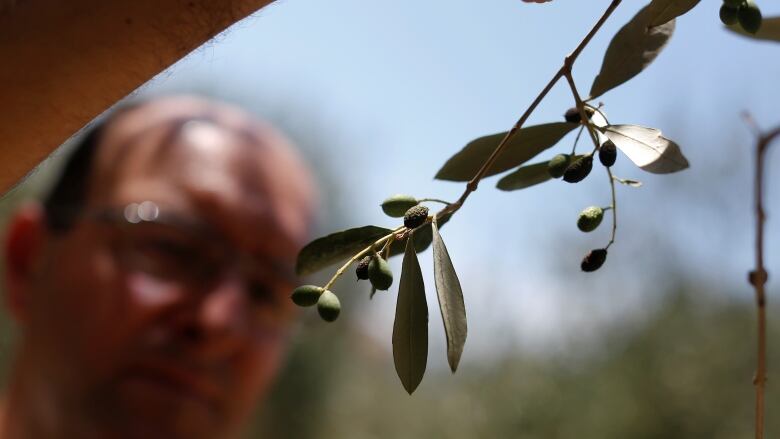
[747, 118, 780, 439]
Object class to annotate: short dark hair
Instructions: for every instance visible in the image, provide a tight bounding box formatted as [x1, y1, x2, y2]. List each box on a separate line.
[41, 121, 107, 233]
[41, 101, 148, 233]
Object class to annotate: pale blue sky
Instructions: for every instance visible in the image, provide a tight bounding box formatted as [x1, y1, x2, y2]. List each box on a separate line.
[131, 0, 779, 362]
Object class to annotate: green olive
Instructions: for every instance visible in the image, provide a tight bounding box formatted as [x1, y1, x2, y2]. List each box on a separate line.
[291, 285, 323, 307]
[368, 256, 393, 291]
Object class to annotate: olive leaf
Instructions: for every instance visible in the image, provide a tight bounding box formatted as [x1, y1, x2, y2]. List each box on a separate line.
[644, 0, 701, 27]
[496, 154, 585, 191]
[602, 125, 689, 174]
[431, 220, 467, 373]
[393, 235, 429, 395]
[435, 123, 578, 182]
[296, 225, 392, 276]
[726, 17, 780, 42]
[589, 6, 675, 100]
[496, 161, 552, 191]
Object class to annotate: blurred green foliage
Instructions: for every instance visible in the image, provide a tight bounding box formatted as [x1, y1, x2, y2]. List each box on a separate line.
[255, 291, 779, 439]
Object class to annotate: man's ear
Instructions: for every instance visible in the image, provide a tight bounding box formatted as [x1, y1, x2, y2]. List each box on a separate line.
[3, 203, 47, 325]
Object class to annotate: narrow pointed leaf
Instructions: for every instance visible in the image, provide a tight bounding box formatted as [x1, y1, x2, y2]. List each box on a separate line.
[589, 6, 675, 100]
[496, 154, 585, 191]
[435, 123, 578, 182]
[726, 18, 780, 42]
[296, 226, 392, 276]
[496, 162, 552, 191]
[603, 125, 689, 174]
[392, 235, 428, 394]
[432, 221, 467, 372]
[644, 0, 701, 26]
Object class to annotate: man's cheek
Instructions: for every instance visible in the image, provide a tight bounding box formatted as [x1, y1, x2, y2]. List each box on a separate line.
[231, 339, 286, 417]
[39, 250, 135, 376]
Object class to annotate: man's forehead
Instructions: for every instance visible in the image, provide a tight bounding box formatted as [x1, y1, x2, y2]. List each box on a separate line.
[102, 96, 251, 142]
[88, 97, 317, 252]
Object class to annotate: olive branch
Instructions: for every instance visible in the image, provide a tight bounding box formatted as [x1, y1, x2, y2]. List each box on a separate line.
[289, 9, 776, 438]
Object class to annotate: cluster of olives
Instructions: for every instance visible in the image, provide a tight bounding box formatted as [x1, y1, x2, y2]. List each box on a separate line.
[550, 107, 616, 272]
[291, 285, 340, 322]
[358, 195, 431, 287]
[720, 0, 762, 33]
[550, 108, 617, 184]
[290, 196, 432, 322]
[356, 254, 393, 289]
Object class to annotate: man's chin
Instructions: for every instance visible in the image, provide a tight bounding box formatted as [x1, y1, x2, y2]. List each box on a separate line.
[105, 374, 228, 439]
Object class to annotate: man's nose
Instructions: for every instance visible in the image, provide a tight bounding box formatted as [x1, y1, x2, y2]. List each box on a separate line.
[175, 274, 251, 358]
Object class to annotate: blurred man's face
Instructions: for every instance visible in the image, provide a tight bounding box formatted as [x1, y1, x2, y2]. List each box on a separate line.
[8, 102, 314, 439]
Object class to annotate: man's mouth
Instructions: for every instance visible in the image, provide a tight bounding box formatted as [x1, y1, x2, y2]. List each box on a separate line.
[120, 359, 227, 413]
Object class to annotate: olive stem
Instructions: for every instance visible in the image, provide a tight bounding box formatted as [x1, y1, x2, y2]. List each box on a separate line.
[379, 231, 397, 256]
[322, 226, 405, 291]
[605, 167, 617, 249]
[570, 125, 585, 155]
[563, 69, 601, 153]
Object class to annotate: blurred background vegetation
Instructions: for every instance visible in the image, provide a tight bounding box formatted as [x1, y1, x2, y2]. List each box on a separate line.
[1, 99, 774, 438]
[256, 289, 780, 439]
[1, 1, 779, 437]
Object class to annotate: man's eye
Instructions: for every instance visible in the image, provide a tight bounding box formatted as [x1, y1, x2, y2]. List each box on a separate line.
[122, 239, 197, 278]
[138, 240, 193, 261]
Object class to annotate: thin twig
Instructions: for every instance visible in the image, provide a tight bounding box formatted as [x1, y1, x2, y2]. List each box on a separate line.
[319, 0, 623, 291]
[322, 226, 405, 291]
[438, 0, 623, 220]
[606, 167, 617, 248]
[570, 125, 585, 155]
[563, 70, 601, 152]
[750, 121, 780, 439]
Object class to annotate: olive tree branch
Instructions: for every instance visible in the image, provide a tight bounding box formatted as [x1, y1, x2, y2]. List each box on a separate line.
[438, 0, 622, 220]
[319, 0, 623, 290]
[322, 226, 406, 291]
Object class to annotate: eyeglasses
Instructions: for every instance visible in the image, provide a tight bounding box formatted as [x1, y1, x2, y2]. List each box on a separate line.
[81, 201, 298, 330]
